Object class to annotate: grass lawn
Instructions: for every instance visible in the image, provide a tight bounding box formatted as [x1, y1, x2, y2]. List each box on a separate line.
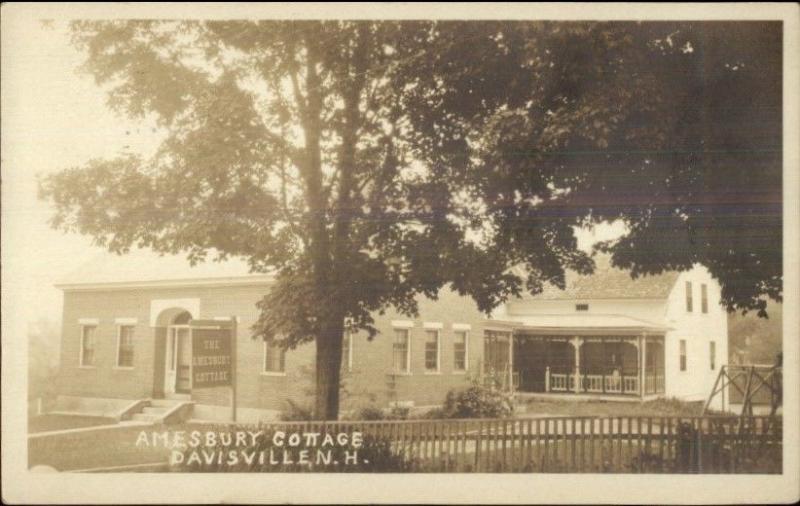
[28, 414, 117, 433]
[29, 424, 172, 471]
[516, 397, 707, 419]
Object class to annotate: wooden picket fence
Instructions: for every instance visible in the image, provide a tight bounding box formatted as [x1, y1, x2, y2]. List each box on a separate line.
[258, 415, 781, 473]
[29, 415, 781, 473]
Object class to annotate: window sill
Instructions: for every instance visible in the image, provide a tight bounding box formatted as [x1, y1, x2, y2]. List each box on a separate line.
[389, 371, 412, 377]
[260, 371, 287, 377]
[113, 366, 135, 370]
[452, 370, 468, 375]
[78, 365, 96, 369]
[423, 371, 442, 375]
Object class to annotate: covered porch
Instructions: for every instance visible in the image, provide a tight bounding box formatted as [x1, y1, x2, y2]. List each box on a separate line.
[483, 315, 667, 399]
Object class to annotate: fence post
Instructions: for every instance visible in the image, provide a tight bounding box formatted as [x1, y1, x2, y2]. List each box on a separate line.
[474, 421, 482, 472]
[696, 418, 703, 473]
[543, 418, 549, 471]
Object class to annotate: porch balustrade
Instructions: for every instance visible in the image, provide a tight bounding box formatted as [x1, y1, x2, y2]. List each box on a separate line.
[549, 372, 573, 392]
[644, 372, 666, 395]
[584, 374, 604, 393]
[545, 369, 642, 395]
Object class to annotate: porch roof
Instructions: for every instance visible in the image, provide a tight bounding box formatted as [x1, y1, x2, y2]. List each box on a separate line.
[486, 314, 670, 336]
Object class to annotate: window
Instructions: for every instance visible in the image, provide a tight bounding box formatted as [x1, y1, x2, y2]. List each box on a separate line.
[575, 303, 589, 311]
[392, 328, 410, 373]
[454, 331, 468, 371]
[116, 325, 135, 367]
[701, 284, 708, 313]
[710, 341, 716, 370]
[263, 340, 286, 373]
[424, 330, 440, 372]
[342, 330, 353, 371]
[679, 339, 687, 371]
[685, 281, 693, 312]
[80, 325, 96, 366]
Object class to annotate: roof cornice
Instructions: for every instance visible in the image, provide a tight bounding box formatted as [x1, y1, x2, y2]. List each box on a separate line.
[56, 274, 274, 292]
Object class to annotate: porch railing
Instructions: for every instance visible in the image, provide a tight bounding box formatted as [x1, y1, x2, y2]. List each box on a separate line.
[585, 374, 604, 393]
[546, 370, 641, 395]
[645, 373, 666, 395]
[600, 374, 638, 394]
[549, 373, 572, 392]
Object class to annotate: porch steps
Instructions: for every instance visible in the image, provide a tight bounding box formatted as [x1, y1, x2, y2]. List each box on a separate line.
[165, 393, 191, 401]
[150, 398, 188, 408]
[128, 399, 194, 424]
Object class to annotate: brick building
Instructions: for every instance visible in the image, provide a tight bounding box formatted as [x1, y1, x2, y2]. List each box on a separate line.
[53, 253, 728, 422]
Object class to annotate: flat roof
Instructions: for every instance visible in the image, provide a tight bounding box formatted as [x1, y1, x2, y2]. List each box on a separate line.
[56, 250, 273, 290]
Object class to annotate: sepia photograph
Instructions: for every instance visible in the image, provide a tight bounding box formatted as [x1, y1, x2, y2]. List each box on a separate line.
[2, 2, 798, 504]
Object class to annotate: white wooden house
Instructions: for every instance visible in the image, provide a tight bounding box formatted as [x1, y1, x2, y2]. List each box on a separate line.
[485, 258, 728, 408]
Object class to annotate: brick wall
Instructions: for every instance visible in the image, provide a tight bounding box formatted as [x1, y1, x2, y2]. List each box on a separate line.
[341, 288, 487, 410]
[59, 283, 488, 414]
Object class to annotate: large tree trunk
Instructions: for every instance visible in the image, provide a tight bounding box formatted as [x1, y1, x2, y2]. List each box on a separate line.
[314, 318, 345, 419]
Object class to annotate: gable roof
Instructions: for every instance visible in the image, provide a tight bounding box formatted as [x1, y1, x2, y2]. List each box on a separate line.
[524, 255, 681, 301]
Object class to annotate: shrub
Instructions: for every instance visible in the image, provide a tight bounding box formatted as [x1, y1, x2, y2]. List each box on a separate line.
[349, 405, 410, 421]
[278, 400, 314, 421]
[441, 384, 514, 419]
[417, 407, 447, 419]
[356, 405, 386, 421]
[387, 406, 410, 420]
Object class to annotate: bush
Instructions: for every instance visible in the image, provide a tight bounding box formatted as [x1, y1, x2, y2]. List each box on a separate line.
[387, 406, 410, 420]
[417, 407, 447, 419]
[441, 384, 514, 419]
[356, 405, 386, 421]
[350, 405, 410, 421]
[278, 400, 314, 421]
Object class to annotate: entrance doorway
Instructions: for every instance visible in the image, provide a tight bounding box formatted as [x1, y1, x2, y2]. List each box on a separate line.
[165, 311, 192, 394]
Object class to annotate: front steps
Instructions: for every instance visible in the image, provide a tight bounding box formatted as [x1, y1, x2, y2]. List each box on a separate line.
[127, 398, 194, 424]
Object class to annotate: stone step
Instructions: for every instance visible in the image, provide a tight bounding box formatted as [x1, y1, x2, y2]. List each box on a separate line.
[142, 406, 169, 415]
[131, 413, 160, 423]
[149, 399, 183, 408]
[165, 393, 191, 401]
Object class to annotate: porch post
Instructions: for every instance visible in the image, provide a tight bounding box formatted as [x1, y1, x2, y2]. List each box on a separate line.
[572, 336, 583, 393]
[640, 334, 647, 399]
[601, 337, 606, 393]
[508, 331, 514, 394]
[545, 366, 550, 392]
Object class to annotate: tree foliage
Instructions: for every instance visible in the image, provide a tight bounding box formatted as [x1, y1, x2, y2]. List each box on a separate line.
[40, 21, 781, 417]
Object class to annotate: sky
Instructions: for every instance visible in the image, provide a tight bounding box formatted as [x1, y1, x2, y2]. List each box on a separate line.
[1, 17, 625, 327]
[2, 18, 162, 326]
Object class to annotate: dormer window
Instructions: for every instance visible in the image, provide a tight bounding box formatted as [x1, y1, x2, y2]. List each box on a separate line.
[575, 304, 589, 312]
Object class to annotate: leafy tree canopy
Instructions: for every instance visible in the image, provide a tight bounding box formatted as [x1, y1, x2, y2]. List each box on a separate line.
[40, 21, 781, 417]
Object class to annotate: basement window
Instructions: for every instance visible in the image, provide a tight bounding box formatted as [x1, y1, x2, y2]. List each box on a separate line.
[575, 304, 589, 312]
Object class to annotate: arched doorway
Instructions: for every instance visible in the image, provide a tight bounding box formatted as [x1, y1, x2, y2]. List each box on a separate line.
[152, 307, 196, 398]
[165, 311, 192, 394]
